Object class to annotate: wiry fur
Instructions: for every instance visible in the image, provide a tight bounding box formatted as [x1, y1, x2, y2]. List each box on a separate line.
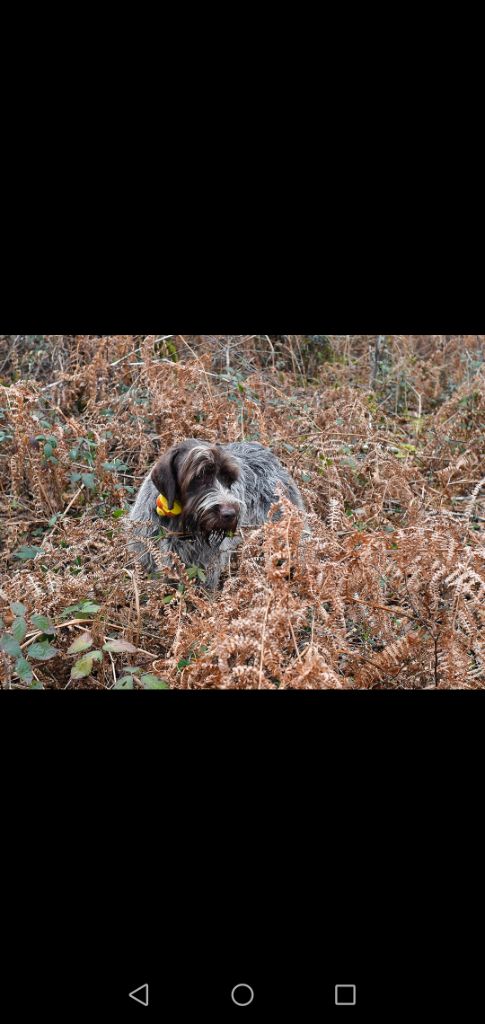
[127, 439, 306, 588]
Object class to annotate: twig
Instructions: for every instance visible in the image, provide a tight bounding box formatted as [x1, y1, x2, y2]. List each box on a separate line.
[289, 619, 302, 662]
[124, 568, 141, 636]
[43, 485, 85, 545]
[178, 335, 216, 411]
[110, 344, 144, 367]
[40, 379, 64, 391]
[349, 597, 416, 621]
[258, 596, 272, 687]
[107, 649, 117, 687]
[371, 335, 385, 388]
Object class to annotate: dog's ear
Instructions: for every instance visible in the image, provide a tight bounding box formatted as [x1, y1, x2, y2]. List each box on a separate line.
[151, 440, 200, 508]
[151, 445, 182, 509]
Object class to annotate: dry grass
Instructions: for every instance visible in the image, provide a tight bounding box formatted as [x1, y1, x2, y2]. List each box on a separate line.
[1, 334, 484, 689]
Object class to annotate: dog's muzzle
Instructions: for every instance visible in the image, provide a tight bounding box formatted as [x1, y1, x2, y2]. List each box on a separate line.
[216, 504, 239, 531]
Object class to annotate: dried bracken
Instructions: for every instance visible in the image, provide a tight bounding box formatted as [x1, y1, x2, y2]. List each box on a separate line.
[1, 334, 484, 689]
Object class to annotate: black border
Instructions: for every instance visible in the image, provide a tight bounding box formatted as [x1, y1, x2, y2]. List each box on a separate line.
[2, 235, 484, 1014]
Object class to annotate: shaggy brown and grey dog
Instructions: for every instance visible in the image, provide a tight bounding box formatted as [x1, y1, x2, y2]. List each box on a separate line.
[127, 439, 306, 588]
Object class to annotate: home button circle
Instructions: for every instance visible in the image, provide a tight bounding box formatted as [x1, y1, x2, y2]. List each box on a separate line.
[231, 983, 254, 1006]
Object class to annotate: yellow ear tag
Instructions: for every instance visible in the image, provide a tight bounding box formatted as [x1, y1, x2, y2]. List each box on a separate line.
[156, 493, 182, 517]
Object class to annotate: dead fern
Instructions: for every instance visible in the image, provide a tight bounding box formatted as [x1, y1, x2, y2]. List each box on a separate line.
[1, 334, 484, 688]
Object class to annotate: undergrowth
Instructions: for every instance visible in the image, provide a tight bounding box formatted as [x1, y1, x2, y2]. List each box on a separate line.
[1, 334, 484, 689]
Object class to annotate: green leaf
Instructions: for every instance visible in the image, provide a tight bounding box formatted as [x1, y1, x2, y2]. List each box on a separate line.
[70, 654, 95, 679]
[140, 674, 169, 689]
[13, 545, 44, 560]
[81, 473, 96, 489]
[102, 639, 138, 653]
[114, 676, 135, 689]
[10, 601, 26, 616]
[342, 456, 359, 471]
[70, 650, 103, 679]
[12, 617, 27, 642]
[162, 595, 174, 604]
[27, 641, 59, 661]
[61, 600, 101, 618]
[67, 632, 94, 654]
[1, 634, 23, 658]
[111, 508, 127, 518]
[78, 601, 102, 615]
[15, 656, 33, 683]
[102, 460, 129, 472]
[29, 681, 45, 690]
[30, 614, 56, 636]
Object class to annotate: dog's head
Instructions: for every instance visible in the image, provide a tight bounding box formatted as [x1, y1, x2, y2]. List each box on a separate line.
[151, 439, 241, 537]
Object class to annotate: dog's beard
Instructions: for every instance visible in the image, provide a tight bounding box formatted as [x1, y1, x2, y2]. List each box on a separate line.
[208, 529, 228, 547]
[183, 485, 240, 541]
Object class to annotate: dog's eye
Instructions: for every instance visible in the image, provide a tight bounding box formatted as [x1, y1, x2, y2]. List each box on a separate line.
[220, 475, 233, 489]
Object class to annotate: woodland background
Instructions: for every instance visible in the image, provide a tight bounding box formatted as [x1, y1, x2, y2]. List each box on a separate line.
[0, 334, 484, 689]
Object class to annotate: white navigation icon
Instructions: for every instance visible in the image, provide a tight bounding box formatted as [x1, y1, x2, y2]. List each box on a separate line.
[231, 984, 254, 1006]
[129, 983, 149, 1006]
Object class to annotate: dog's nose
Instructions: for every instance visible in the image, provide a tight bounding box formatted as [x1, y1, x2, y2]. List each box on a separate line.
[219, 505, 238, 524]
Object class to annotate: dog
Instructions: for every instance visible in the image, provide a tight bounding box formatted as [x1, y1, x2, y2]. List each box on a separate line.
[127, 439, 306, 588]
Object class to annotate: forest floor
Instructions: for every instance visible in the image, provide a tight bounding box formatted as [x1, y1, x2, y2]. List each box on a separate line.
[1, 334, 484, 688]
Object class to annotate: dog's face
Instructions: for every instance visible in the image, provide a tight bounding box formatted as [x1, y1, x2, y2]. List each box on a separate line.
[151, 440, 241, 537]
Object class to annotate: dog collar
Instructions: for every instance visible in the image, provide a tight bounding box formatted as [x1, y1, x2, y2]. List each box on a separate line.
[156, 493, 182, 517]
